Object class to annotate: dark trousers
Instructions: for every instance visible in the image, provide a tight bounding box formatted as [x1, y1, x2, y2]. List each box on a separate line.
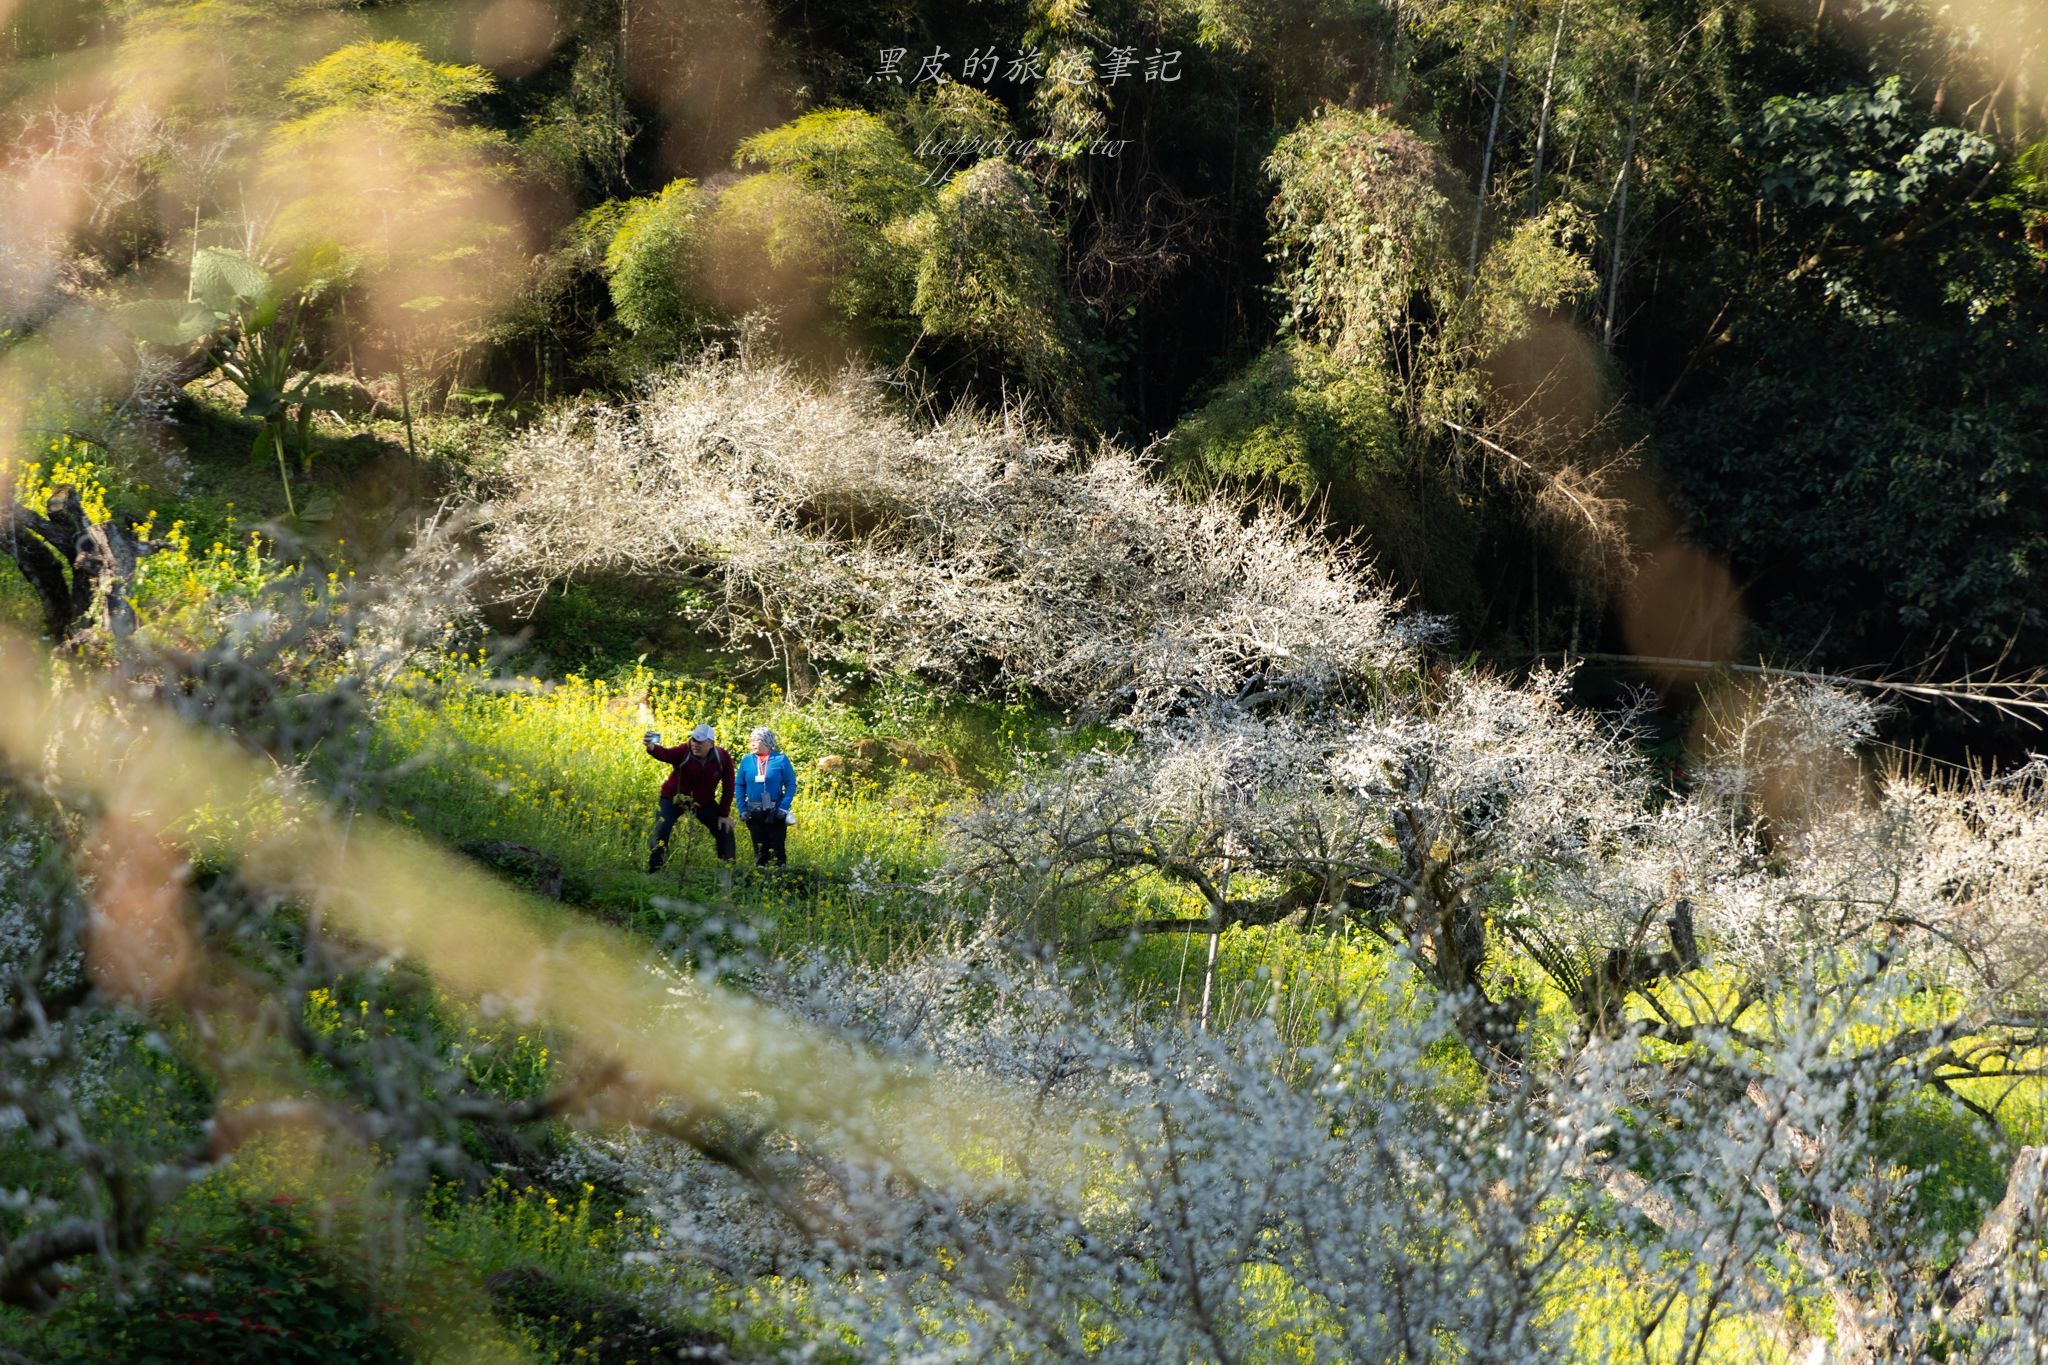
[648, 796, 735, 871]
[744, 810, 788, 867]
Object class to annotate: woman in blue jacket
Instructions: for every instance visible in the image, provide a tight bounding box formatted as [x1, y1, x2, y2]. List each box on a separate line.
[734, 726, 798, 867]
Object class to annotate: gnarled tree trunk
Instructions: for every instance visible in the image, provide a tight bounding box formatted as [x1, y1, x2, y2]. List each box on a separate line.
[2, 486, 148, 641]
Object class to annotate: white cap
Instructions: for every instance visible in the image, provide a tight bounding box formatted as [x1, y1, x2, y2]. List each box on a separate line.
[690, 723, 716, 741]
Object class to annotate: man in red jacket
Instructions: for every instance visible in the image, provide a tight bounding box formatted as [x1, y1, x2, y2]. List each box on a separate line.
[644, 723, 735, 872]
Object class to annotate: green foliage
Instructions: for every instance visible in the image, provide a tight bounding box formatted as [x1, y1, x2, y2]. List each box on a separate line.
[267, 37, 519, 396]
[1103, 920, 1409, 1043]
[514, 33, 635, 199]
[730, 109, 927, 348]
[282, 39, 494, 112]
[733, 107, 927, 224]
[899, 83, 1013, 159]
[1260, 102, 1611, 598]
[1463, 204, 1601, 358]
[498, 201, 635, 393]
[1266, 107, 1598, 425]
[0, 561, 37, 633]
[701, 170, 845, 326]
[522, 578, 683, 674]
[1169, 0, 1408, 116]
[1745, 77, 1998, 223]
[110, 0, 324, 123]
[1265, 106, 1461, 363]
[601, 179, 715, 353]
[272, 40, 509, 168]
[1664, 307, 2048, 654]
[1426, 202, 1602, 428]
[1870, 1092, 2011, 1246]
[128, 515, 291, 636]
[1166, 339, 1402, 495]
[418, 1175, 728, 1362]
[11, 1158, 683, 1363]
[117, 244, 347, 520]
[892, 159, 1085, 414]
[710, 105, 1097, 415]
[1163, 339, 1485, 618]
[28, 1191, 412, 1364]
[1661, 76, 2048, 661]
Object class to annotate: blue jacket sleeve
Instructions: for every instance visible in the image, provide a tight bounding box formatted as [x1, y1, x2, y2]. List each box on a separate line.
[778, 755, 797, 814]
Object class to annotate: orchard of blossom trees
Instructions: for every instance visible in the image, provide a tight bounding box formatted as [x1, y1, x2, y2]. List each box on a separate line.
[464, 352, 2048, 1361]
[1, 349, 2044, 1358]
[0, 365, 2043, 1363]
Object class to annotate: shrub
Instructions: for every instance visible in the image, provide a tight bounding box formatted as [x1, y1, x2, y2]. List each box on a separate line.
[727, 109, 926, 351]
[1161, 339, 1482, 614]
[81, 1195, 413, 1365]
[891, 159, 1086, 419]
[601, 180, 715, 354]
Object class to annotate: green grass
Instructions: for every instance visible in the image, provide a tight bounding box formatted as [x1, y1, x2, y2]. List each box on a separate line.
[369, 659, 1029, 958]
[0, 565, 38, 634]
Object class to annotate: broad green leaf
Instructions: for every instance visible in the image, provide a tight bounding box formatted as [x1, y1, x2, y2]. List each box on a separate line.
[242, 388, 285, 419]
[114, 298, 218, 347]
[191, 247, 271, 317]
[249, 289, 283, 331]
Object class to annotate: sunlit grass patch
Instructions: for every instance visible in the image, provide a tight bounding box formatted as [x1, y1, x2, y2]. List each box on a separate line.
[370, 659, 1017, 959]
[0, 558, 39, 633]
[1550, 1239, 1809, 1365]
[1095, 914, 1405, 1039]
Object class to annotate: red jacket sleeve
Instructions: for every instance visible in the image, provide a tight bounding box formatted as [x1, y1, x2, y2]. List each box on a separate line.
[647, 742, 688, 763]
[716, 748, 735, 815]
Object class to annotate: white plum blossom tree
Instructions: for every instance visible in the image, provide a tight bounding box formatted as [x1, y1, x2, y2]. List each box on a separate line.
[480, 352, 1429, 719]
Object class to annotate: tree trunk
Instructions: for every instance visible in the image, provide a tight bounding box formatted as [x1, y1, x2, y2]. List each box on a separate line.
[1943, 1146, 2048, 1326]
[1469, 6, 1524, 279]
[1603, 64, 1644, 351]
[1528, 0, 1569, 210]
[3, 487, 147, 641]
[777, 628, 817, 701]
[396, 341, 419, 463]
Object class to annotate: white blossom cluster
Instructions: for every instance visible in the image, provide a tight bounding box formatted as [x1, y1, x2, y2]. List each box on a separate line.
[948, 670, 1654, 968]
[927, 655, 2048, 1360]
[480, 353, 1430, 723]
[0, 824, 48, 983]
[581, 930, 2048, 1363]
[955, 662, 2048, 1024]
